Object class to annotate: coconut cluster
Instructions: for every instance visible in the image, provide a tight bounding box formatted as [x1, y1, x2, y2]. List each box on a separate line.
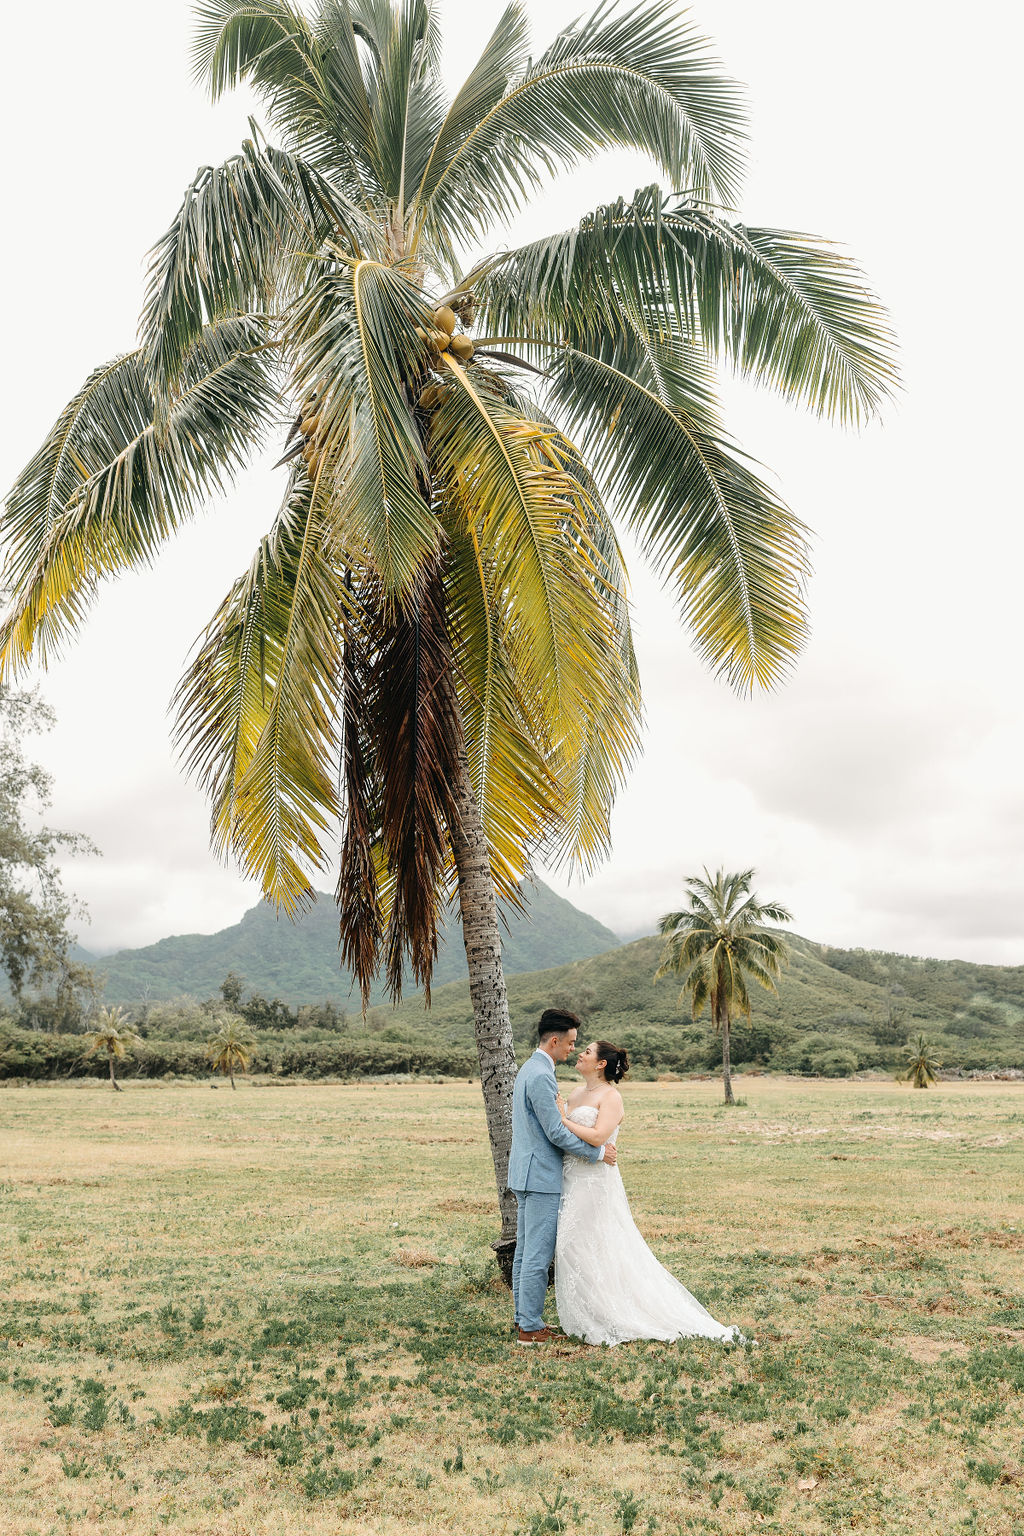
[415, 302, 476, 410]
[298, 392, 323, 477]
[295, 298, 477, 471]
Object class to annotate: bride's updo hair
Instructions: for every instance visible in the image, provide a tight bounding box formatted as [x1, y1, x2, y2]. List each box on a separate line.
[596, 1041, 629, 1084]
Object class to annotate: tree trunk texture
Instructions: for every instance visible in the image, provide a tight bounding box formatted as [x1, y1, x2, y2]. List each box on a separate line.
[447, 735, 519, 1281]
[229, 1065, 236, 1089]
[109, 1055, 121, 1092]
[719, 1002, 735, 1105]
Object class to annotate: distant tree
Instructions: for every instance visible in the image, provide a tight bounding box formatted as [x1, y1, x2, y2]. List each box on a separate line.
[549, 985, 598, 1021]
[208, 1016, 254, 1089]
[241, 993, 297, 1031]
[0, 688, 101, 1026]
[298, 1000, 347, 1032]
[219, 972, 245, 1010]
[217, 972, 296, 1031]
[905, 1034, 940, 1089]
[83, 1007, 141, 1091]
[871, 984, 909, 1047]
[656, 867, 792, 1104]
[16, 959, 103, 1034]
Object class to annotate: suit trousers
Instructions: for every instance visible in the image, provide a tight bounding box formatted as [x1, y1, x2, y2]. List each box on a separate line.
[511, 1189, 561, 1332]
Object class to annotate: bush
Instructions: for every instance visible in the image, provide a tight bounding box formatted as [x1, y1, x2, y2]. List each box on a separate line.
[277, 1039, 476, 1078]
[810, 1048, 860, 1077]
[0, 1024, 478, 1081]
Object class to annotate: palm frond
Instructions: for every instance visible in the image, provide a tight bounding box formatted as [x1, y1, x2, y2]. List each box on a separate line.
[195, 0, 379, 195]
[415, 0, 745, 248]
[286, 257, 439, 594]
[363, 0, 445, 210]
[474, 188, 898, 426]
[362, 559, 464, 1002]
[443, 522, 563, 901]
[172, 466, 350, 915]
[335, 571, 382, 1006]
[428, 360, 641, 873]
[140, 138, 376, 396]
[414, 3, 529, 207]
[547, 338, 809, 691]
[1, 316, 276, 678]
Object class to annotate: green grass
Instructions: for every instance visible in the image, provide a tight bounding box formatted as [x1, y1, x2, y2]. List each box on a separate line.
[1, 1078, 1022, 1534]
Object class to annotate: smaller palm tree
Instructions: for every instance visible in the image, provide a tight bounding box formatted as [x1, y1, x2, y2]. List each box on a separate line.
[83, 1007, 141, 1091]
[905, 1034, 940, 1089]
[208, 1017, 254, 1090]
[656, 868, 792, 1104]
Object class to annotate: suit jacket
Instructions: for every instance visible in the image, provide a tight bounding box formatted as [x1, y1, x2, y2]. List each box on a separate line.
[507, 1049, 603, 1194]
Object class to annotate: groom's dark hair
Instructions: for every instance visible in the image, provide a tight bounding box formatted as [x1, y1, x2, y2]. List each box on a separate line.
[538, 1007, 582, 1043]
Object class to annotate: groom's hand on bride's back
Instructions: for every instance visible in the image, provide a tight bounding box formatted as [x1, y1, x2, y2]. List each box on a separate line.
[603, 1143, 618, 1166]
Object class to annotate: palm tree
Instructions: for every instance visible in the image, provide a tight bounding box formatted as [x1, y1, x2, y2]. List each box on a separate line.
[656, 868, 791, 1104]
[208, 1016, 255, 1088]
[905, 1034, 940, 1089]
[0, 2, 895, 1259]
[83, 1008, 141, 1092]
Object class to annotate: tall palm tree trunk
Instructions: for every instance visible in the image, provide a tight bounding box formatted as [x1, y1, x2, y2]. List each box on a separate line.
[229, 1063, 236, 1090]
[108, 1054, 121, 1092]
[447, 733, 519, 1281]
[716, 997, 735, 1106]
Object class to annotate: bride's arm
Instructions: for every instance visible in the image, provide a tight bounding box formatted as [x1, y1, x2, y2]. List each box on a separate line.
[558, 1089, 623, 1146]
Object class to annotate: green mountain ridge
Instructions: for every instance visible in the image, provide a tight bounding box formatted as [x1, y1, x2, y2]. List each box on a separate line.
[383, 931, 1024, 1073]
[87, 879, 620, 1007]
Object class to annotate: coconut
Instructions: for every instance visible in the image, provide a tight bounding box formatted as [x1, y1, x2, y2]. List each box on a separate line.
[429, 328, 450, 350]
[300, 411, 321, 436]
[448, 334, 475, 363]
[418, 383, 447, 411]
[433, 305, 457, 335]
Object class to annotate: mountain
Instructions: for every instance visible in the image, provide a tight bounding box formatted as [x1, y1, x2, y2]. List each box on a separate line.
[382, 932, 1024, 1072]
[91, 880, 620, 1007]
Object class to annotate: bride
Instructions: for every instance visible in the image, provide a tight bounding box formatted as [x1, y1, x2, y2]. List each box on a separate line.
[554, 1039, 745, 1347]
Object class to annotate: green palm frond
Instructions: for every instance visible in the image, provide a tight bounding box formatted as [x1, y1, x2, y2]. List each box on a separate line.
[474, 188, 898, 425]
[140, 138, 376, 396]
[363, 0, 445, 209]
[430, 361, 622, 727]
[194, 0, 316, 101]
[443, 522, 563, 900]
[0, 316, 276, 678]
[546, 338, 809, 691]
[286, 258, 439, 594]
[413, 3, 529, 215]
[195, 0, 378, 195]
[172, 468, 350, 915]
[415, 0, 745, 249]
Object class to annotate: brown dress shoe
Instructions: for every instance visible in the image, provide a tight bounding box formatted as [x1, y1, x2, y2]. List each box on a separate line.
[516, 1326, 557, 1345]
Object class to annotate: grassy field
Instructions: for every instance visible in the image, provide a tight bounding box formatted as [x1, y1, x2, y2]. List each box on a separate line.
[0, 1077, 1021, 1536]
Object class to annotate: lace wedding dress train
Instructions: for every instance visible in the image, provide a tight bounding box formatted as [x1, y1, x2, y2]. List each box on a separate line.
[555, 1105, 744, 1347]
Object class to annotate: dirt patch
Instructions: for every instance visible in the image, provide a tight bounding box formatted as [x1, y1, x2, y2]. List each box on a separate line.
[893, 1335, 969, 1363]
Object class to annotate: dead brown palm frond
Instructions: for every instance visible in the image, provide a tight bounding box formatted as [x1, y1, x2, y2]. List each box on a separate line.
[365, 560, 464, 1005]
[335, 575, 382, 1008]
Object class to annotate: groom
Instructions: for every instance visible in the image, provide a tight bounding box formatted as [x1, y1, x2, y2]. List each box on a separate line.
[508, 1008, 617, 1345]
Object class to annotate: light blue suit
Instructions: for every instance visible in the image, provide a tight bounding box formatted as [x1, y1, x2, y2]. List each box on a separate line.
[509, 1049, 603, 1332]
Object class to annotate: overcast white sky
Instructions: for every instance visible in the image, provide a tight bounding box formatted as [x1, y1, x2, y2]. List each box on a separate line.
[2, 0, 1022, 963]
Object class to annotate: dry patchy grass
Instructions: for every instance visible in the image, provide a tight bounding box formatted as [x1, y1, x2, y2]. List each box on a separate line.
[0, 1076, 1021, 1535]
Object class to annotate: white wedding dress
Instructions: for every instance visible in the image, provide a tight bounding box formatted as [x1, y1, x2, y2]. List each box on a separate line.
[555, 1105, 744, 1347]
